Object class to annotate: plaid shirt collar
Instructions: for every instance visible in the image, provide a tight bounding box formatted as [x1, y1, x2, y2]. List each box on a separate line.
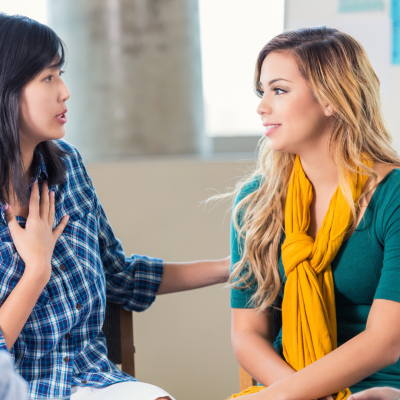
[31, 149, 49, 183]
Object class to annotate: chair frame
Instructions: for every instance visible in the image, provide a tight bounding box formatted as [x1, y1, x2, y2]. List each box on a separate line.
[240, 366, 257, 390]
[119, 306, 135, 376]
[103, 302, 136, 377]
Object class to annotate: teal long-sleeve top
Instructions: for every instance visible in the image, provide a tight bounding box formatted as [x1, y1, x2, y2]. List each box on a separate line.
[230, 169, 400, 393]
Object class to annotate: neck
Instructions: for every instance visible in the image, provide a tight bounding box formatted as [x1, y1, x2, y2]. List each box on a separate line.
[299, 149, 339, 192]
[291, 114, 341, 191]
[19, 136, 37, 184]
[296, 119, 339, 191]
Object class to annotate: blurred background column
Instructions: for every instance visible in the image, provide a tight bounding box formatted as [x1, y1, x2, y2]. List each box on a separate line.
[47, 0, 208, 159]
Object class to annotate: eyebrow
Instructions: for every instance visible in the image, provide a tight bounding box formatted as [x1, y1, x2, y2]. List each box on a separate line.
[269, 78, 291, 85]
[259, 78, 292, 88]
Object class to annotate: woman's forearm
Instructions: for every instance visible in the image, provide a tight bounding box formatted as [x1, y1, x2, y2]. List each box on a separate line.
[0, 267, 48, 350]
[257, 328, 396, 400]
[157, 257, 230, 295]
[233, 330, 296, 386]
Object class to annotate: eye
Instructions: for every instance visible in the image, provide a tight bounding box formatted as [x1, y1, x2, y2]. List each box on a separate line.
[59, 70, 65, 76]
[256, 89, 264, 98]
[273, 87, 286, 95]
[44, 74, 53, 82]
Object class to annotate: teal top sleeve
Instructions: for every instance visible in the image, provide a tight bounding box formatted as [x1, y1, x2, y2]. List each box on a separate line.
[374, 177, 400, 303]
[230, 178, 262, 308]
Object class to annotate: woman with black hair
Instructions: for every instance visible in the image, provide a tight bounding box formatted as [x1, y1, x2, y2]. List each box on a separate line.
[0, 14, 229, 400]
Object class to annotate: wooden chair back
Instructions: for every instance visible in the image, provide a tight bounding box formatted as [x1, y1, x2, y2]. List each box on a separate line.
[102, 301, 135, 377]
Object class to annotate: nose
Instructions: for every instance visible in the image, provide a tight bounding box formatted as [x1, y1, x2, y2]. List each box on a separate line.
[59, 79, 71, 103]
[257, 95, 273, 116]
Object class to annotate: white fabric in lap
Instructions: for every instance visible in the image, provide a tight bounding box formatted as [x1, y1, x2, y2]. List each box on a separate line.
[70, 381, 175, 400]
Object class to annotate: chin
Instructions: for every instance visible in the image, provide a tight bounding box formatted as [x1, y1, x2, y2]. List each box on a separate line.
[266, 137, 291, 153]
[49, 128, 66, 141]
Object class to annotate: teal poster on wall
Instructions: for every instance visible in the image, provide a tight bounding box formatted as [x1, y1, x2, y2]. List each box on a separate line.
[393, 0, 400, 19]
[393, 0, 400, 64]
[339, 0, 384, 12]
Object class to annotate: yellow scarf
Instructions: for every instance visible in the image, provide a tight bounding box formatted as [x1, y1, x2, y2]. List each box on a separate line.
[229, 155, 371, 399]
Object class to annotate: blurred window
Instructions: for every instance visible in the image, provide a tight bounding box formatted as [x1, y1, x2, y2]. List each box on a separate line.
[199, 0, 285, 137]
[0, 0, 47, 23]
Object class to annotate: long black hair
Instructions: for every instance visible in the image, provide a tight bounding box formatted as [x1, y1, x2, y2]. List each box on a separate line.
[0, 13, 67, 206]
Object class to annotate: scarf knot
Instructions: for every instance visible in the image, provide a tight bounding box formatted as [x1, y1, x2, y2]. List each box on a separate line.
[282, 232, 314, 275]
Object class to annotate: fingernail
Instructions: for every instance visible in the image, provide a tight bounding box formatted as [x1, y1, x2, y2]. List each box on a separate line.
[3, 203, 8, 211]
[51, 191, 55, 197]
[66, 215, 69, 221]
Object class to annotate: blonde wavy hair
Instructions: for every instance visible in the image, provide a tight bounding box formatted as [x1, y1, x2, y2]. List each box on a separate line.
[226, 26, 400, 313]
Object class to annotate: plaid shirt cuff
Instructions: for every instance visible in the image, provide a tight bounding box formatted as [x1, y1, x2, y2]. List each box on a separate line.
[126, 255, 164, 312]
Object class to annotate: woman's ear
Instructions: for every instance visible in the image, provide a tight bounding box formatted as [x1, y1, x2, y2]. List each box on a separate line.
[324, 104, 335, 117]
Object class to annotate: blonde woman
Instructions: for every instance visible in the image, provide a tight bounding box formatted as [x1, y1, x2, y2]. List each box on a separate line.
[228, 27, 400, 399]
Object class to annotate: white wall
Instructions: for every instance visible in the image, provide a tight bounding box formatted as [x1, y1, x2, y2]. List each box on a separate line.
[86, 154, 255, 400]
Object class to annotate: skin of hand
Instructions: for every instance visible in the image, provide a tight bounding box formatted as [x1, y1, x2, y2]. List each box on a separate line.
[3, 180, 69, 284]
[157, 256, 230, 295]
[221, 255, 231, 281]
[348, 387, 400, 400]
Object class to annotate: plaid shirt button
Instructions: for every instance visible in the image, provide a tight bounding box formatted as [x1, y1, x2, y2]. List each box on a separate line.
[63, 357, 70, 363]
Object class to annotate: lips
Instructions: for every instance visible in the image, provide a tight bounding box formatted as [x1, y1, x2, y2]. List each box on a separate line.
[264, 124, 281, 135]
[55, 109, 67, 124]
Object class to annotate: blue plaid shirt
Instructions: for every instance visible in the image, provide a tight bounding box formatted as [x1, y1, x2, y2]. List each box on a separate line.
[0, 140, 164, 399]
